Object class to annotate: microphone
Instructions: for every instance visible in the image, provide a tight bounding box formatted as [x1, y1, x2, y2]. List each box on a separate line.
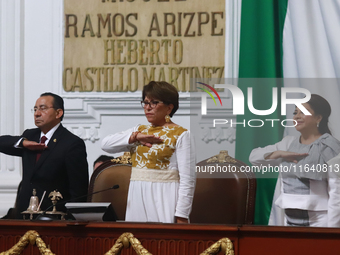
[34, 185, 119, 221]
[71, 184, 120, 202]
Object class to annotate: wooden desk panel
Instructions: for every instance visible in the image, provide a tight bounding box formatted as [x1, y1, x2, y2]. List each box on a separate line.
[0, 220, 238, 255]
[238, 226, 340, 255]
[1, 221, 340, 255]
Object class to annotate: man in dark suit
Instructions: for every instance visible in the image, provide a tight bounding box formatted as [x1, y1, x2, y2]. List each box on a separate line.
[0, 92, 89, 218]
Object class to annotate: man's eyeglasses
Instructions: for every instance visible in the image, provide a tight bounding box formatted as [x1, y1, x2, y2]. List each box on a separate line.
[141, 100, 164, 109]
[31, 106, 55, 113]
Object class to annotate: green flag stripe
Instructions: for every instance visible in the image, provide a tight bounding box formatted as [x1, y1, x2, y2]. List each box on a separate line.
[236, 0, 288, 225]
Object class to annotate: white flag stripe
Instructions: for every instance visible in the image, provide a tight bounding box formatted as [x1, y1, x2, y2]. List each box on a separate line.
[283, 0, 340, 78]
[270, 0, 340, 225]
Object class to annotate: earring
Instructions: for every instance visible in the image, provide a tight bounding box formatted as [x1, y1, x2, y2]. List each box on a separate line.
[317, 122, 319, 128]
[165, 115, 171, 123]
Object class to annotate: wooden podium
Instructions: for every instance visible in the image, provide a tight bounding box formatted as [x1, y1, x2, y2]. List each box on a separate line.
[1, 220, 340, 255]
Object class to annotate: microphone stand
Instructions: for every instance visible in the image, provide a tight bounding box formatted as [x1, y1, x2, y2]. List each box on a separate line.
[34, 185, 119, 221]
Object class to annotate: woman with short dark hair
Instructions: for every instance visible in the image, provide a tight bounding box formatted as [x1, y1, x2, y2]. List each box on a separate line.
[102, 81, 196, 223]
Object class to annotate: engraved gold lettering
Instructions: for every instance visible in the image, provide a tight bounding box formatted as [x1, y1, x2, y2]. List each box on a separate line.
[202, 66, 206, 78]
[118, 67, 125, 91]
[84, 68, 94, 91]
[128, 68, 138, 92]
[172, 39, 183, 64]
[63, 68, 73, 91]
[91, 68, 101, 92]
[177, 12, 182, 36]
[65, 14, 78, 38]
[97, 14, 112, 38]
[206, 66, 214, 78]
[161, 39, 171, 65]
[158, 67, 166, 80]
[164, 13, 176, 36]
[103, 67, 109, 91]
[184, 13, 195, 37]
[117, 40, 126, 64]
[109, 67, 115, 91]
[103, 40, 115, 65]
[178, 67, 188, 91]
[211, 12, 224, 36]
[138, 40, 148, 65]
[143, 67, 156, 84]
[74, 68, 84, 92]
[127, 40, 138, 64]
[126, 13, 138, 37]
[189, 67, 201, 79]
[113, 13, 125, 36]
[169, 67, 179, 89]
[81, 14, 95, 37]
[215, 66, 225, 80]
[198, 12, 209, 36]
[148, 13, 162, 37]
[149, 39, 161, 65]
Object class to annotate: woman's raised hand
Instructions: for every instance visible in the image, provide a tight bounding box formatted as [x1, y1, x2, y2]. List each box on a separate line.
[131, 132, 163, 148]
[266, 150, 309, 163]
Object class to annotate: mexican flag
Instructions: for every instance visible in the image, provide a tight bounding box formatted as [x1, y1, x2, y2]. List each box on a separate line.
[235, 0, 340, 225]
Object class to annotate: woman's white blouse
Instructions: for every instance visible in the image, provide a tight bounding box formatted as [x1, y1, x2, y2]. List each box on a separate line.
[249, 135, 340, 227]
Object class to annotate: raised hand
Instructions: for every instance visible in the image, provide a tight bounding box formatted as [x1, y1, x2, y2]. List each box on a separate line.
[22, 140, 48, 151]
[136, 133, 163, 148]
[266, 150, 308, 163]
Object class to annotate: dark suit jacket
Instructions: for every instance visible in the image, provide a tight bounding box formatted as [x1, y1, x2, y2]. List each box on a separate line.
[0, 124, 89, 218]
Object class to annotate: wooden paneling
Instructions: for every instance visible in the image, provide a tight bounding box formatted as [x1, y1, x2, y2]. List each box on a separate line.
[238, 226, 340, 255]
[1, 220, 340, 255]
[0, 221, 238, 255]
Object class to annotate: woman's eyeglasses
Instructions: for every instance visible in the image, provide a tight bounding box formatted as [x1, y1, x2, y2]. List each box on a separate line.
[141, 100, 164, 109]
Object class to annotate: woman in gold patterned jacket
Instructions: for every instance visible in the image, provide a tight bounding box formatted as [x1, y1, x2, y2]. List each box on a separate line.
[101, 81, 196, 223]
